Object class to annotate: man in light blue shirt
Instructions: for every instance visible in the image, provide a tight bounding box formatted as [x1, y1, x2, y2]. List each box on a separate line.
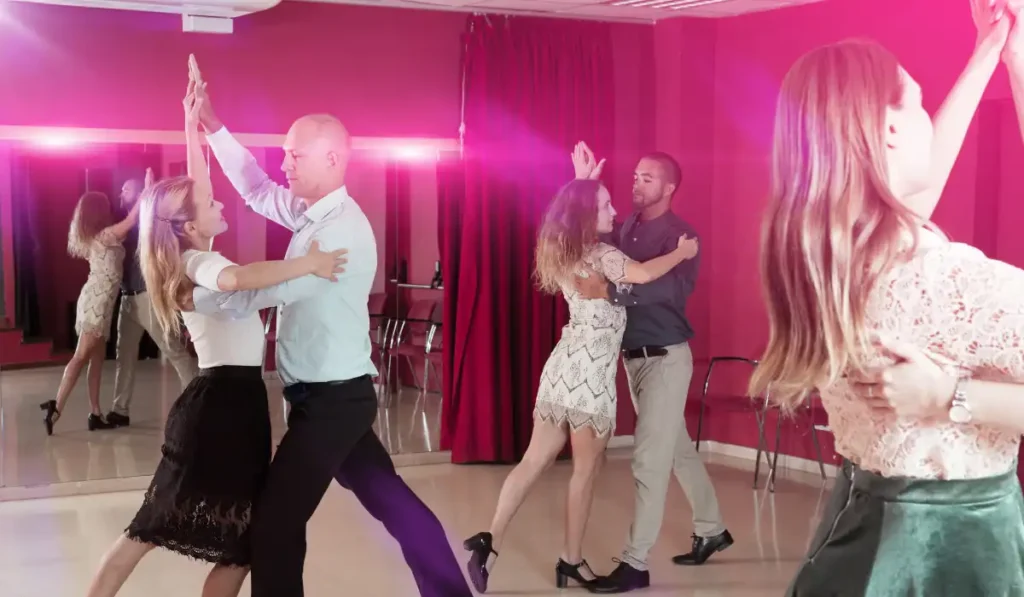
[189, 66, 470, 597]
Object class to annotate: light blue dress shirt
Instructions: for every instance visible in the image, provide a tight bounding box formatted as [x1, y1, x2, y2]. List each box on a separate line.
[192, 127, 378, 386]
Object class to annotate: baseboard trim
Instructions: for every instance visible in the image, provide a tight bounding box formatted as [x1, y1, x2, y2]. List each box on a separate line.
[0, 435, 835, 503]
[0, 445, 451, 503]
[606, 434, 839, 479]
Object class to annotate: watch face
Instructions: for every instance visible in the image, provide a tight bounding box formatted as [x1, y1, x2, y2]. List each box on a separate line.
[950, 405, 971, 424]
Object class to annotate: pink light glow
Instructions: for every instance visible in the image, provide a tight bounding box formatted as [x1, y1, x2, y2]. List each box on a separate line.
[392, 145, 434, 162]
[32, 134, 79, 148]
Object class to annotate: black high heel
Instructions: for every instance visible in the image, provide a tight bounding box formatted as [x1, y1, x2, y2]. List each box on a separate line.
[463, 531, 498, 593]
[39, 400, 57, 436]
[555, 558, 598, 589]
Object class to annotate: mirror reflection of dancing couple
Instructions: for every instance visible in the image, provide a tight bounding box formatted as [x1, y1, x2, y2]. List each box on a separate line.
[75, 56, 731, 597]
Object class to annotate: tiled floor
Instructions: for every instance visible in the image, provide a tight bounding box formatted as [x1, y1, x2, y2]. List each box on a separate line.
[0, 452, 830, 596]
[0, 360, 442, 488]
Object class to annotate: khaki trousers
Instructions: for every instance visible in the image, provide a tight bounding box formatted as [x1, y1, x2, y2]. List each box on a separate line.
[111, 292, 197, 416]
[621, 342, 724, 570]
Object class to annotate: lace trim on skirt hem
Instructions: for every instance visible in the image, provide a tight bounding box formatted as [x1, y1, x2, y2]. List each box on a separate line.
[126, 489, 254, 567]
[125, 528, 250, 567]
[534, 402, 614, 438]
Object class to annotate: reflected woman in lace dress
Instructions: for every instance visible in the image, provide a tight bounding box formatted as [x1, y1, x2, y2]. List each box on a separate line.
[750, 2, 1024, 594]
[463, 164, 698, 593]
[84, 69, 347, 597]
[39, 189, 140, 434]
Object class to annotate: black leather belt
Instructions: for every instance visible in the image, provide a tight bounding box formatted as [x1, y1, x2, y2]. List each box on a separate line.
[285, 375, 372, 393]
[622, 346, 668, 359]
[122, 289, 146, 297]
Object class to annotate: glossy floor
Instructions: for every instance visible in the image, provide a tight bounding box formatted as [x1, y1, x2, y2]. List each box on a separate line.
[0, 453, 830, 596]
[0, 359, 442, 487]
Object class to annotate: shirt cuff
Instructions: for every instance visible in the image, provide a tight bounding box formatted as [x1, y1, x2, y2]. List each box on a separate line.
[205, 125, 231, 145]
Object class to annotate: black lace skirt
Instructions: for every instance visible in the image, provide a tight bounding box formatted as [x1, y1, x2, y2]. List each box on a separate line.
[126, 365, 271, 567]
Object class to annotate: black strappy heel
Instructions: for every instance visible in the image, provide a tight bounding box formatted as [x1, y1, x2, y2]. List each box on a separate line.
[555, 558, 599, 589]
[463, 531, 498, 593]
[39, 400, 58, 436]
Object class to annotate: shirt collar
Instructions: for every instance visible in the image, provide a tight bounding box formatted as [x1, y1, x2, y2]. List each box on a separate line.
[302, 185, 348, 222]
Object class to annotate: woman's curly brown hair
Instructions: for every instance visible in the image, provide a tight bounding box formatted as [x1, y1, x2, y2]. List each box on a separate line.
[68, 191, 114, 258]
[534, 179, 603, 295]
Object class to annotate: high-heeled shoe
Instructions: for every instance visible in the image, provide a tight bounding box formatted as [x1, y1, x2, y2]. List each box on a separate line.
[463, 531, 498, 593]
[39, 400, 58, 436]
[555, 558, 599, 589]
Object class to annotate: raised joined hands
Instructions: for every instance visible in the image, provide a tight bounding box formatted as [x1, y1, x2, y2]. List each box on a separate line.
[571, 142, 606, 180]
[185, 54, 220, 132]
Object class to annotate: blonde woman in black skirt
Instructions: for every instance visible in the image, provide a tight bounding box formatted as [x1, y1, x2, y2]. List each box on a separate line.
[749, 1, 1024, 595]
[84, 73, 347, 597]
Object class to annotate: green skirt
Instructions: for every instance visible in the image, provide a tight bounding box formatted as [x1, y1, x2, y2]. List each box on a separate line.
[788, 460, 1024, 597]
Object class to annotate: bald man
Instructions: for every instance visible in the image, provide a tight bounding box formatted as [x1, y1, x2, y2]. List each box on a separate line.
[189, 74, 471, 596]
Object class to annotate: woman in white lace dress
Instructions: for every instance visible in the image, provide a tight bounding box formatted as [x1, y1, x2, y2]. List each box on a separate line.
[463, 174, 698, 593]
[750, 2, 1024, 594]
[40, 188, 141, 434]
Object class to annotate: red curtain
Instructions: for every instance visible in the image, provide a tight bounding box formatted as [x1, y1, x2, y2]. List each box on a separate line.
[440, 15, 616, 463]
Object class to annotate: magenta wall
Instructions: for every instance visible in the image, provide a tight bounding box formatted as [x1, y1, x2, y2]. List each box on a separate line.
[0, 2, 465, 136]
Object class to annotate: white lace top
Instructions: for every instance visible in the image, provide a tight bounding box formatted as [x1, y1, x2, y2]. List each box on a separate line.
[822, 233, 1024, 480]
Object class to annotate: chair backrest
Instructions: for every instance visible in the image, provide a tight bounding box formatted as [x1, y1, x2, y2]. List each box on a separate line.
[402, 298, 440, 343]
[701, 356, 762, 403]
[427, 299, 444, 350]
[407, 298, 438, 321]
[368, 292, 387, 316]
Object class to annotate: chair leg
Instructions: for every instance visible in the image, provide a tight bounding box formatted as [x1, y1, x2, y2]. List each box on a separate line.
[375, 351, 390, 403]
[400, 355, 416, 390]
[383, 352, 396, 408]
[753, 411, 764, 489]
[810, 424, 827, 481]
[769, 415, 783, 493]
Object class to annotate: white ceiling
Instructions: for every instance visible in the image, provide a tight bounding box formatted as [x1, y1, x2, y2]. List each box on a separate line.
[301, 0, 826, 23]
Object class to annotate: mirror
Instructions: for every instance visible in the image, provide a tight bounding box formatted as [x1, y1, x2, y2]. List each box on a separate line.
[0, 133, 452, 489]
[374, 159, 446, 454]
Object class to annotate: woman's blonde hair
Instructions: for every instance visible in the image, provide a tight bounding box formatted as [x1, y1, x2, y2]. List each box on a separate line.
[535, 179, 602, 294]
[748, 40, 924, 410]
[68, 191, 114, 258]
[138, 176, 198, 342]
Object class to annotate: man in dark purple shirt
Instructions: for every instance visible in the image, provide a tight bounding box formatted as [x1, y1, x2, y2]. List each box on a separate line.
[575, 150, 732, 594]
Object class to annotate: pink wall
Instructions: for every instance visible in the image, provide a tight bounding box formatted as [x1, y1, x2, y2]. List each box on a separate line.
[707, 0, 1006, 360]
[0, 2, 465, 137]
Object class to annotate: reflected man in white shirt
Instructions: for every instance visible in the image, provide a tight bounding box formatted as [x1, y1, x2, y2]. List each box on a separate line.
[187, 60, 471, 597]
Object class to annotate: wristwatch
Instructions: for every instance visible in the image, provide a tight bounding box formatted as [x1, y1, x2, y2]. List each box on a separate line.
[948, 375, 972, 424]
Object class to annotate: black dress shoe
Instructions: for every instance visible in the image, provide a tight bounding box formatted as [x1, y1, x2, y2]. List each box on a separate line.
[463, 531, 498, 593]
[587, 560, 649, 594]
[106, 412, 130, 427]
[88, 413, 116, 431]
[671, 529, 734, 566]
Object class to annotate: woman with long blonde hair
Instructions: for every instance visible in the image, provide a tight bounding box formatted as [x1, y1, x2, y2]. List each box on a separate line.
[85, 72, 346, 597]
[463, 160, 698, 593]
[40, 185, 141, 434]
[750, 1, 1024, 593]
